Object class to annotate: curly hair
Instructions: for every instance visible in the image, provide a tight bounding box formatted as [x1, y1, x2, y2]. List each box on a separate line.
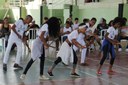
[46, 17, 60, 38]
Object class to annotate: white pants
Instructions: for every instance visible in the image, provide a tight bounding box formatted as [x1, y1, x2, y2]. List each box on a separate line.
[3, 35, 22, 64]
[73, 39, 87, 64]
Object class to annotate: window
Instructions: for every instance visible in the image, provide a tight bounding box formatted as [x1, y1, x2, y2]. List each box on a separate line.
[85, 0, 99, 3]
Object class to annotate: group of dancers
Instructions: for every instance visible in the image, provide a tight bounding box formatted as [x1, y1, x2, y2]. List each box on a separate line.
[2, 15, 125, 80]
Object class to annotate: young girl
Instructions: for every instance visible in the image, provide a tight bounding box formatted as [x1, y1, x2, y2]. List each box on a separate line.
[20, 17, 60, 80]
[0, 17, 11, 47]
[62, 21, 72, 42]
[47, 26, 87, 77]
[97, 17, 124, 75]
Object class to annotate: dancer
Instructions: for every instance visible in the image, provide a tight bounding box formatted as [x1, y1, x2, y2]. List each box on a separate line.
[3, 15, 33, 71]
[47, 26, 87, 77]
[20, 17, 60, 80]
[97, 17, 124, 75]
[73, 25, 88, 66]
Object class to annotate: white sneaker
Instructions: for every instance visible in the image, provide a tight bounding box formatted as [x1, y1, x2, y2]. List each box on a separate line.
[20, 74, 26, 79]
[125, 49, 128, 52]
[118, 48, 122, 52]
[39, 75, 49, 80]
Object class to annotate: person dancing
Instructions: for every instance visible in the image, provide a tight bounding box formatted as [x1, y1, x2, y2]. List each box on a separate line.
[3, 15, 33, 71]
[20, 17, 60, 80]
[97, 17, 124, 75]
[47, 26, 87, 77]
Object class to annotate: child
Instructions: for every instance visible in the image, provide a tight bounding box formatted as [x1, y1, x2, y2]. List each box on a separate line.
[20, 17, 60, 80]
[47, 26, 87, 77]
[97, 17, 124, 75]
[61, 21, 72, 42]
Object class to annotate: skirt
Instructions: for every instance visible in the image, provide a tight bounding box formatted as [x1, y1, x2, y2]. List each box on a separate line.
[31, 37, 44, 60]
[57, 41, 73, 65]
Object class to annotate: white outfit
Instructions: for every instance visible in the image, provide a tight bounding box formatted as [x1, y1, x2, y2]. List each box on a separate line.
[31, 24, 48, 60]
[3, 20, 28, 64]
[73, 33, 87, 64]
[85, 23, 95, 49]
[63, 27, 72, 37]
[121, 26, 128, 36]
[72, 23, 79, 30]
[107, 26, 118, 39]
[85, 23, 94, 36]
[57, 30, 79, 65]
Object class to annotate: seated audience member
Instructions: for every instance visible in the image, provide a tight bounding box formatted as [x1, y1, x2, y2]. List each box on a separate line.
[94, 18, 108, 49]
[0, 17, 11, 47]
[79, 18, 89, 26]
[61, 21, 72, 42]
[66, 17, 73, 27]
[118, 17, 128, 52]
[85, 17, 97, 50]
[72, 18, 79, 30]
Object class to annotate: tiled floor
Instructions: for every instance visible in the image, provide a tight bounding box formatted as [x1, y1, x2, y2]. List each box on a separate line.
[0, 47, 128, 85]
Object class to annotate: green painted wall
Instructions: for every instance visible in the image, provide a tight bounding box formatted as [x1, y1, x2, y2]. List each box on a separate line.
[123, 4, 128, 19]
[51, 9, 64, 24]
[0, 9, 7, 19]
[8, 9, 16, 23]
[0, 0, 5, 7]
[72, 5, 79, 21]
[43, 5, 49, 18]
[78, 4, 118, 25]
[21, 7, 27, 18]
[0, 8, 18, 23]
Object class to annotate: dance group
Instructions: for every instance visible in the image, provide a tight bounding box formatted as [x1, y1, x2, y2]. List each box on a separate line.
[1, 15, 125, 80]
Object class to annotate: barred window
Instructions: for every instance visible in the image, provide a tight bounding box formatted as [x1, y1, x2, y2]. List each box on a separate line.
[85, 0, 99, 3]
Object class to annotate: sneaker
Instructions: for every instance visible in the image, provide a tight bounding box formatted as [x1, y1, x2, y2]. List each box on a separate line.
[107, 70, 116, 75]
[20, 74, 26, 79]
[125, 49, 128, 52]
[14, 63, 23, 69]
[39, 75, 49, 80]
[70, 73, 80, 77]
[47, 71, 54, 76]
[3, 64, 7, 71]
[118, 48, 122, 52]
[80, 63, 89, 66]
[96, 71, 102, 76]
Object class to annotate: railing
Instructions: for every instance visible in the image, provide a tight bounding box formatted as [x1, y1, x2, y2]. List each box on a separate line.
[9, 0, 34, 7]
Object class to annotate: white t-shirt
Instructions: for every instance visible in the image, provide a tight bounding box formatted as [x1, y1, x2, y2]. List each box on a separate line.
[63, 27, 72, 37]
[11, 20, 28, 38]
[107, 26, 118, 39]
[37, 24, 48, 38]
[85, 23, 95, 35]
[68, 30, 79, 43]
[121, 26, 128, 36]
[72, 23, 79, 30]
[76, 33, 85, 41]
